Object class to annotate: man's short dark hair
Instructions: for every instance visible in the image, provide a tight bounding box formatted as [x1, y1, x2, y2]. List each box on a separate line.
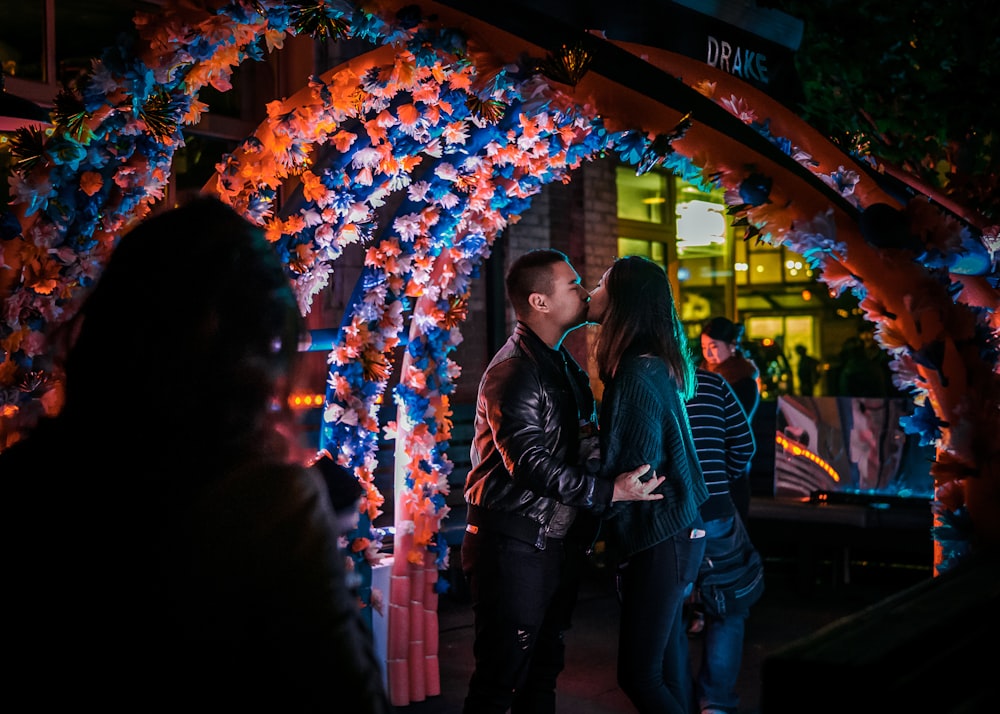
[505, 249, 570, 318]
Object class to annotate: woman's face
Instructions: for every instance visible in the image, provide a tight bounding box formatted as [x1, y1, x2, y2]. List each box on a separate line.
[587, 267, 612, 324]
[701, 334, 735, 367]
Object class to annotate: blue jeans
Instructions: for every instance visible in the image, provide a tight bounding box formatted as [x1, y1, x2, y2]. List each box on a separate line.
[616, 523, 706, 714]
[696, 516, 749, 713]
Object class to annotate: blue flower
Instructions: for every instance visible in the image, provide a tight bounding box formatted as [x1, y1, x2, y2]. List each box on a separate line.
[739, 173, 772, 206]
[612, 130, 646, 167]
[899, 403, 945, 446]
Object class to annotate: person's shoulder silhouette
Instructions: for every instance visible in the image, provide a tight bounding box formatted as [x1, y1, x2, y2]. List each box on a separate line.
[0, 194, 391, 712]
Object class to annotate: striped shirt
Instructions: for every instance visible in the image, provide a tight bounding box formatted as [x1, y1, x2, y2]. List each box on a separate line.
[686, 369, 756, 521]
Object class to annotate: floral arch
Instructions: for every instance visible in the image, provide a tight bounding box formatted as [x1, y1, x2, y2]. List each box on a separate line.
[2, 0, 998, 705]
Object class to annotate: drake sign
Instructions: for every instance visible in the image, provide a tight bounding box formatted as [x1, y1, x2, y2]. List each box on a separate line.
[664, 0, 805, 106]
[705, 35, 770, 85]
[498, 0, 806, 106]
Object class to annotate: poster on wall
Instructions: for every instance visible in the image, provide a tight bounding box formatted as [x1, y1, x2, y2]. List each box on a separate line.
[773, 396, 934, 502]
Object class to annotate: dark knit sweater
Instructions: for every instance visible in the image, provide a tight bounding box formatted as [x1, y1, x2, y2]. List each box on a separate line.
[598, 354, 709, 559]
[686, 369, 756, 521]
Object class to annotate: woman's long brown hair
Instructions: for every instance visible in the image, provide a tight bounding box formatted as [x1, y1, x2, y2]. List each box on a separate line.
[594, 255, 695, 399]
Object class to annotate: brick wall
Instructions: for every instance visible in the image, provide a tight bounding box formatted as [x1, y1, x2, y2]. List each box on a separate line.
[450, 156, 620, 404]
[298, 156, 622, 459]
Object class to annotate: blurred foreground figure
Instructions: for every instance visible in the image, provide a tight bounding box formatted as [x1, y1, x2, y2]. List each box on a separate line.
[0, 196, 391, 713]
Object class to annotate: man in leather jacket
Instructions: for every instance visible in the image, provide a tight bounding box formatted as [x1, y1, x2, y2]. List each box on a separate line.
[461, 249, 663, 714]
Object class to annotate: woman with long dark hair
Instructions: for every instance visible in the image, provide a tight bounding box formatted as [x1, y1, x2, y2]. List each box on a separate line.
[589, 255, 709, 713]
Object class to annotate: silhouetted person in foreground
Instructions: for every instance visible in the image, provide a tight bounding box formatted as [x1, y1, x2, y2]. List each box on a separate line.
[0, 196, 391, 712]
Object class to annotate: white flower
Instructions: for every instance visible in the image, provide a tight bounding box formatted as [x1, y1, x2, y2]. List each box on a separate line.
[352, 147, 381, 169]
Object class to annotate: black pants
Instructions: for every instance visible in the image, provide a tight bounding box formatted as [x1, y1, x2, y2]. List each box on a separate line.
[461, 528, 583, 714]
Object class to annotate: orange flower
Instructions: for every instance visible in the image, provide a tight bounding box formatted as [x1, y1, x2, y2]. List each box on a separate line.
[300, 170, 327, 203]
[693, 79, 717, 98]
[396, 103, 419, 127]
[387, 56, 417, 89]
[332, 130, 357, 153]
[399, 154, 423, 173]
[447, 66, 473, 91]
[411, 83, 440, 105]
[283, 213, 306, 236]
[79, 171, 103, 196]
[364, 116, 388, 144]
[23, 251, 61, 295]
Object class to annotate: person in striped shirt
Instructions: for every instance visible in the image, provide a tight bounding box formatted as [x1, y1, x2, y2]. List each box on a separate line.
[686, 368, 756, 714]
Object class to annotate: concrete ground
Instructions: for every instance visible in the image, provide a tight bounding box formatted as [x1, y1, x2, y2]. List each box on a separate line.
[392, 547, 932, 714]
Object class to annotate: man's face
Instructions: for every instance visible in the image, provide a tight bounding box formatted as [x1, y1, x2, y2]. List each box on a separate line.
[543, 260, 590, 333]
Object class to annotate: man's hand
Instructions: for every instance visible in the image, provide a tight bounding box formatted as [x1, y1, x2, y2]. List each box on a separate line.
[611, 464, 665, 502]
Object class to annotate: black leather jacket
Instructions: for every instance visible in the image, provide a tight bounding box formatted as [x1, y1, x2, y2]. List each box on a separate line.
[464, 323, 614, 548]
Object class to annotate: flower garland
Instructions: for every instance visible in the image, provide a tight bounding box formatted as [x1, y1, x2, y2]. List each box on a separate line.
[1, 1, 302, 434]
[684, 78, 1000, 570]
[3, 0, 999, 575]
[212, 19, 615, 575]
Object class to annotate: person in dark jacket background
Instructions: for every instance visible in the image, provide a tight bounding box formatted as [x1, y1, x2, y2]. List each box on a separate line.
[461, 248, 661, 714]
[794, 344, 821, 396]
[0, 196, 391, 712]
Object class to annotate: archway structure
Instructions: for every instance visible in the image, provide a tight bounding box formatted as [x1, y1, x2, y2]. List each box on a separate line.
[1, 0, 997, 706]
